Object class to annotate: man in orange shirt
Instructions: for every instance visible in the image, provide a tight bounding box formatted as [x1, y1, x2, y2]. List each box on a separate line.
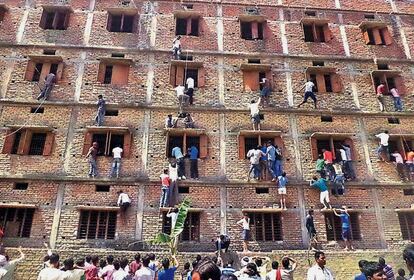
[376, 83, 386, 112]
[406, 149, 414, 180]
[322, 149, 335, 181]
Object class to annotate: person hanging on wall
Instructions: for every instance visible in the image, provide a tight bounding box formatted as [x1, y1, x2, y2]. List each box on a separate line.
[110, 145, 123, 178]
[37, 72, 56, 101]
[376, 82, 386, 112]
[333, 206, 355, 251]
[259, 78, 271, 107]
[117, 190, 131, 212]
[310, 175, 332, 210]
[86, 142, 99, 178]
[249, 97, 262, 131]
[176, 84, 189, 114]
[172, 146, 186, 180]
[297, 79, 317, 109]
[165, 114, 178, 128]
[183, 113, 195, 129]
[95, 94, 106, 126]
[390, 87, 403, 112]
[172, 35, 182, 60]
[188, 144, 199, 180]
[306, 209, 318, 250]
[375, 130, 390, 162]
[186, 76, 195, 105]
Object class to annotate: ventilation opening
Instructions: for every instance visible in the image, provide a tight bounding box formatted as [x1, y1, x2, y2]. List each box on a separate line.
[248, 59, 261, 64]
[305, 11, 316, 17]
[313, 61, 325, 66]
[178, 186, 190, 193]
[321, 116, 333, 122]
[256, 187, 269, 194]
[364, 14, 375, 20]
[43, 49, 56, 55]
[403, 189, 414, 196]
[31, 107, 44, 113]
[377, 64, 389, 70]
[183, 4, 193, 9]
[96, 185, 110, 192]
[14, 183, 29, 190]
[111, 53, 125, 58]
[105, 110, 119, 116]
[180, 55, 193, 61]
[388, 117, 400, 124]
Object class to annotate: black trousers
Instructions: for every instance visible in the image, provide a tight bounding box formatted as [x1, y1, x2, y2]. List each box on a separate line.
[187, 88, 194, 104]
[215, 240, 230, 251]
[190, 159, 198, 178]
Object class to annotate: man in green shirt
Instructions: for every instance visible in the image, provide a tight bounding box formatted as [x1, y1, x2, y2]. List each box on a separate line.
[315, 154, 326, 178]
[310, 176, 332, 210]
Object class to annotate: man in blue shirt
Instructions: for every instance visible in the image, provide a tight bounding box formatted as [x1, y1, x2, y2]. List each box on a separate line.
[266, 141, 277, 181]
[188, 145, 199, 180]
[172, 146, 186, 180]
[333, 206, 354, 251]
[355, 260, 368, 280]
[158, 256, 179, 280]
[310, 176, 332, 210]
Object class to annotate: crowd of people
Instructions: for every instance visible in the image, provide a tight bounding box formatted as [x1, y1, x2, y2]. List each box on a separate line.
[1, 242, 414, 280]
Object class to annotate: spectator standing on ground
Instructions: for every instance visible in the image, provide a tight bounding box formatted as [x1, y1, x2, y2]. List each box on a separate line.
[249, 97, 262, 131]
[362, 261, 387, 280]
[95, 94, 106, 126]
[298, 80, 317, 109]
[172, 146, 186, 180]
[134, 255, 155, 280]
[188, 145, 199, 180]
[378, 257, 395, 280]
[237, 213, 251, 253]
[396, 269, 407, 280]
[390, 87, 403, 112]
[333, 206, 354, 250]
[280, 256, 297, 280]
[310, 176, 332, 210]
[37, 72, 56, 101]
[277, 172, 288, 210]
[355, 260, 368, 280]
[62, 258, 85, 280]
[403, 244, 414, 280]
[85, 255, 100, 280]
[0, 246, 25, 280]
[239, 263, 261, 280]
[37, 253, 64, 280]
[117, 190, 131, 212]
[221, 259, 236, 276]
[130, 254, 142, 276]
[376, 83, 386, 112]
[110, 145, 123, 178]
[265, 261, 280, 280]
[247, 146, 265, 181]
[306, 209, 318, 250]
[158, 256, 179, 280]
[160, 168, 170, 208]
[376, 131, 390, 162]
[101, 255, 115, 279]
[186, 77, 195, 105]
[181, 262, 191, 280]
[86, 142, 99, 178]
[307, 251, 334, 280]
[113, 259, 130, 280]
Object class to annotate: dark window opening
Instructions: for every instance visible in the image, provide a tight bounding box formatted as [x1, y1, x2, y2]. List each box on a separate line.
[0, 208, 34, 237]
[379, 29, 386, 45]
[32, 63, 43, 82]
[111, 53, 125, 58]
[110, 15, 122, 32]
[255, 187, 269, 194]
[90, 131, 127, 157]
[96, 185, 110, 192]
[109, 134, 124, 153]
[168, 136, 184, 157]
[377, 64, 389, 70]
[44, 12, 55, 29]
[305, 11, 316, 17]
[244, 137, 259, 159]
[367, 29, 376, 45]
[259, 72, 266, 90]
[316, 139, 330, 155]
[398, 212, 414, 241]
[78, 210, 117, 239]
[92, 133, 107, 156]
[241, 22, 252, 39]
[310, 74, 317, 91]
[105, 110, 119, 116]
[163, 211, 200, 241]
[43, 50, 56, 55]
[257, 22, 264, 40]
[325, 212, 361, 241]
[386, 77, 396, 89]
[321, 116, 333, 122]
[304, 24, 315, 42]
[0, 8, 6, 22]
[122, 15, 135, 33]
[364, 14, 375, 20]
[176, 18, 187, 35]
[313, 61, 325, 66]
[50, 63, 58, 75]
[31, 107, 44, 114]
[180, 55, 193, 61]
[183, 4, 193, 9]
[190, 18, 199, 36]
[28, 133, 47, 155]
[178, 186, 190, 193]
[185, 68, 198, 87]
[388, 117, 400, 124]
[316, 25, 325, 42]
[248, 59, 261, 64]
[14, 183, 29, 190]
[249, 212, 283, 241]
[107, 13, 136, 33]
[403, 189, 414, 196]
[324, 74, 332, 92]
[11, 132, 22, 155]
[40, 10, 69, 30]
[104, 65, 113, 84]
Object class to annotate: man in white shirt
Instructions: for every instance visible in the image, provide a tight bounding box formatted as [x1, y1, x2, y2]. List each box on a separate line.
[166, 207, 179, 230]
[375, 130, 390, 162]
[307, 251, 334, 280]
[265, 261, 280, 280]
[135, 255, 155, 280]
[186, 77, 195, 105]
[0, 246, 25, 280]
[391, 151, 409, 181]
[247, 146, 265, 181]
[172, 35, 181, 59]
[237, 214, 251, 253]
[298, 80, 317, 108]
[117, 190, 131, 212]
[37, 253, 65, 280]
[175, 84, 189, 113]
[110, 145, 123, 178]
[249, 97, 261, 131]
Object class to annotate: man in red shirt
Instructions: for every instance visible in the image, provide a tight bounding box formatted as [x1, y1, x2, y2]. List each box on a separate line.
[322, 149, 335, 181]
[85, 255, 100, 280]
[376, 83, 386, 112]
[406, 149, 414, 180]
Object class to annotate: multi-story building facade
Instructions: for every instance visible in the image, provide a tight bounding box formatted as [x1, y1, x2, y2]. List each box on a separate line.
[0, 0, 414, 278]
